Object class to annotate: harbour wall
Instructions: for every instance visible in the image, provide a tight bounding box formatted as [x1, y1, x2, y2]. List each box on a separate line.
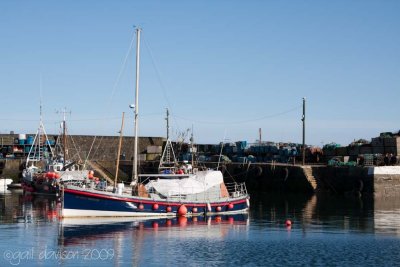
[2, 159, 400, 198]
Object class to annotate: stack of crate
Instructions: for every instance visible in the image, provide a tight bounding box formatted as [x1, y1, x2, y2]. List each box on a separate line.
[371, 137, 385, 154]
[383, 137, 400, 155]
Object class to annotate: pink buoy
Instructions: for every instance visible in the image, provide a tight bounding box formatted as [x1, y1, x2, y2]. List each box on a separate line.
[285, 219, 292, 227]
[192, 207, 198, 213]
[138, 204, 144, 210]
[153, 203, 159, 210]
[228, 203, 234, 210]
[166, 206, 172, 212]
[178, 205, 187, 216]
[216, 206, 222, 212]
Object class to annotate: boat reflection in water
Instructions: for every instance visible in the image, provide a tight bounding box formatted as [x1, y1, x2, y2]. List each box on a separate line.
[59, 214, 249, 246]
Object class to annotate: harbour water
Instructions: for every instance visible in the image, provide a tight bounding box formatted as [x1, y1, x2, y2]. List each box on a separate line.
[0, 188, 400, 266]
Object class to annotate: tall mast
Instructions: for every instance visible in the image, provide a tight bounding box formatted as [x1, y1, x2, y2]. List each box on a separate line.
[190, 125, 194, 167]
[132, 27, 141, 183]
[38, 78, 43, 162]
[166, 108, 170, 140]
[302, 97, 306, 166]
[62, 108, 67, 164]
[115, 112, 125, 188]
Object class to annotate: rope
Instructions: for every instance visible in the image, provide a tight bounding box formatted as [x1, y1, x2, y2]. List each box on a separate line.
[172, 105, 302, 125]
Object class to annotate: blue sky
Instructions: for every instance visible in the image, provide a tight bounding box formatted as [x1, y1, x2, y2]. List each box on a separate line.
[0, 1, 399, 146]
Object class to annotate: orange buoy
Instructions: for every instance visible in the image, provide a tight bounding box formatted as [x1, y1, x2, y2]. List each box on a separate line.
[285, 219, 292, 227]
[138, 204, 144, 210]
[192, 207, 198, 213]
[153, 203, 159, 210]
[166, 206, 172, 212]
[228, 203, 234, 210]
[216, 206, 222, 212]
[178, 205, 187, 216]
[215, 216, 222, 222]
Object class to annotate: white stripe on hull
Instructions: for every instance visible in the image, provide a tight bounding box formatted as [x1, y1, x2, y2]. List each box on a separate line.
[62, 209, 175, 218]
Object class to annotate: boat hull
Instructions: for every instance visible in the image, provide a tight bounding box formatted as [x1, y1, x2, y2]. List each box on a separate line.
[62, 188, 249, 218]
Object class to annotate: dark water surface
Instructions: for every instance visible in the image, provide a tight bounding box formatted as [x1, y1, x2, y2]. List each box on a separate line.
[0, 189, 399, 266]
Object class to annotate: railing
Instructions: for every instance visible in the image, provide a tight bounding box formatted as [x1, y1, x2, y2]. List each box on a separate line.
[225, 182, 248, 197]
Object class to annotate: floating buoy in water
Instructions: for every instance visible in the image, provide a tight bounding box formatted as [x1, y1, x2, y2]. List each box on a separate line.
[166, 219, 172, 226]
[228, 203, 234, 210]
[285, 219, 292, 227]
[166, 206, 172, 212]
[152, 222, 159, 229]
[178, 205, 187, 216]
[152, 203, 159, 210]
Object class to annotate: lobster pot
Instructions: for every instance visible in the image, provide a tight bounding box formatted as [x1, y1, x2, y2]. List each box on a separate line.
[385, 146, 399, 156]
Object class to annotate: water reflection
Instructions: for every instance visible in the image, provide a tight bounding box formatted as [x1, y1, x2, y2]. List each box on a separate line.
[1, 191, 400, 266]
[1, 191, 400, 237]
[251, 192, 400, 235]
[59, 215, 249, 245]
[0, 191, 59, 224]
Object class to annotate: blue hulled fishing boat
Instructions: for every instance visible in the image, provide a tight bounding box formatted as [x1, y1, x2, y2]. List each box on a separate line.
[61, 28, 250, 218]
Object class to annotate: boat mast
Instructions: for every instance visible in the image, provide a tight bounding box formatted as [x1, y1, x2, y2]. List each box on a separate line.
[132, 27, 141, 183]
[190, 125, 194, 168]
[62, 108, 68, 164]
[115, 112, 125, 189]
